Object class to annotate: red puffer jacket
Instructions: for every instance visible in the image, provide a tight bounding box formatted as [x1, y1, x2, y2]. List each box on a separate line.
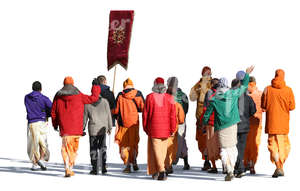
[143, 92, 176, 138]
[51, 85, 101, 136]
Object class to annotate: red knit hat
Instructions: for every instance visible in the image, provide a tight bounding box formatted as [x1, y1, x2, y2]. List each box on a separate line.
[154, 77, 164, 85]
[202, 66, 212, 76]
[63, 76, 74, 85]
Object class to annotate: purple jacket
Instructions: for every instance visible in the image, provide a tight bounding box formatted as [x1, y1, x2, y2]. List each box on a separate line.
[25, 91, 52, 123]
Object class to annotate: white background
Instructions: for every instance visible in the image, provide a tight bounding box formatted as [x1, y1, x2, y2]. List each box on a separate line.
[0, 0, 299, 190]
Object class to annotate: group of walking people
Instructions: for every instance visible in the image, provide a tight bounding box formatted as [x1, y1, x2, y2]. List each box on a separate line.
[24, 65, 295, 181]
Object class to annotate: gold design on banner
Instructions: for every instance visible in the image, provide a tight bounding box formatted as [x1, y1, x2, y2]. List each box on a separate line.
[112, 28, 125, 44]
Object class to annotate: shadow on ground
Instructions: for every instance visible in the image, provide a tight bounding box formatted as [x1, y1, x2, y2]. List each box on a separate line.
[0, 157, 270, 180]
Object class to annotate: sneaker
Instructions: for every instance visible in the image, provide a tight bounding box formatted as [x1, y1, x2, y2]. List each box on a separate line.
[235, 172, 246, 178]
[37, 160, 47, 171]
[133, 164, 139, 171]
[202, 160, 211, 171]
[31, 164, 39, 171]
[157, 171, 167, 181]
[183, 164, 190, 170]
[272, 168, 284, 178]
[207, 168, 218, 174]
[225, 172, 234, 181]
[123, 165, 131, 173]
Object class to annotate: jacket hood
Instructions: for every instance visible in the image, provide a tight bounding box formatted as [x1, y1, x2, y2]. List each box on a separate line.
[271, 69, 286, 89]
[100, 84, 110, 91]
[55, 84, 80, 101]
[27, 91, 42, 101]
[122, 88, 137, 99]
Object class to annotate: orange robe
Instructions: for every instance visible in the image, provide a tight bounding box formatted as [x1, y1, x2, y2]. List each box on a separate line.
[113, 89, 144, 165]
[165, 102, 185, 168]
[244, 83, 263, 166]
[190, 78, 211, 159]
[206, 125, 220, 162]
[61, 136, 80, 175]
[261, 69, 295, 168]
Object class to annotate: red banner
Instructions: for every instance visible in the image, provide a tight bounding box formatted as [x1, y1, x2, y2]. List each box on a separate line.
[107, 10, 134, 71]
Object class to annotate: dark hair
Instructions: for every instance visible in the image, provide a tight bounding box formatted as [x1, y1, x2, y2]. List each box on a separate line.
[211, 78, 219, 89]
[32, 81, 42, 91]
[231, 79, 240, 88]
[249, 76, 256, 83]
[97, 75, 106, 84]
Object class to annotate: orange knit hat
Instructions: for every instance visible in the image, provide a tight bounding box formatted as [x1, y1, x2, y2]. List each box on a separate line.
[123, 78, 133, 88]
[63, 76, 74, 85]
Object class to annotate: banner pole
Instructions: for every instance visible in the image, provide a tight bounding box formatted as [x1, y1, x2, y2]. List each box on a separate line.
[112, 65, 117, 94]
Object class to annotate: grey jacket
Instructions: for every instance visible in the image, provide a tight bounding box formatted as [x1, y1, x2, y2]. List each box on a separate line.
[83, 97, 112, 136]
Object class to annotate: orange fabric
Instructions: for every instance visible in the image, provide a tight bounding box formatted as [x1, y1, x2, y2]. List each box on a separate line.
[244, 125, 262, 166]
[165, 135, 178, 168]
[164, 102, 185, 168]
[63, 76, 74, 85]
[61, 136, 80, 171]
[244, 83, 264, 166]
[262, 69, 295, 134]
[112, 89, 144, 128]
[147, 137, 168, 175]
[196, 127, 206, 160]
[206, 125, 220, 162]
[115, 125, 139, 164]
[248, 82, 264, 125]
[268, 134, 290, 169]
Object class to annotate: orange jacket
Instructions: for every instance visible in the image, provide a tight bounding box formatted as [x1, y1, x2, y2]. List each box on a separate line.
[261, 69, 295, 134]
[113, 88, 144, 128]
[248, 82, 264, 126]
[175, 102, 185, 132]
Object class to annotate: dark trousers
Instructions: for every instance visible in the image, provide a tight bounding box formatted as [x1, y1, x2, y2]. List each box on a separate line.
[89, 134, 107, 172]
[234, 132, 248, 173]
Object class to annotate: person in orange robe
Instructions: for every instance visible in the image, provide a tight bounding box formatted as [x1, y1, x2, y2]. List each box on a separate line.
[165, 77, 185, 175]
[243, 76, 264, 174]
[113, 78, 144, 173]
[190, 66, 212, 170]
[261, 69, 295, 178]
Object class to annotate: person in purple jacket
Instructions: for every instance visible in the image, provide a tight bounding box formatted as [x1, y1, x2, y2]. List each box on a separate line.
[25, 81, 52, 171]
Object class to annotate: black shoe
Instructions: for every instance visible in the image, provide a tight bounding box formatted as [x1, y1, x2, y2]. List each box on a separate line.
[101, 166, 107, 174]
[152, 173, 159, 180]
[157, 171, 167, 181]
[235, 172, 246, 178]
[123, 165, 131, 173]
[202, 160, 211, 171]
[89, 170, 99, 175]
[208, 168, 218, 174]
[166, 166, 173, 175]
[133, 164, 139, 171]
[183, 164, 190, 170]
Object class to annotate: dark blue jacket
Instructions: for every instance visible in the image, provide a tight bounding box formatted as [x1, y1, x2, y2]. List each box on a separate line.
[25, 91, 52, 123]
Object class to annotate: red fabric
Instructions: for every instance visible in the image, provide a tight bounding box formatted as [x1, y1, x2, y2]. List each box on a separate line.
[143, 93, 176, 138]
[154, 77, 164, 84]
[199, 90, 216, 126]
[51, 85, 101, 136]
[107, 10, 134, 71]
